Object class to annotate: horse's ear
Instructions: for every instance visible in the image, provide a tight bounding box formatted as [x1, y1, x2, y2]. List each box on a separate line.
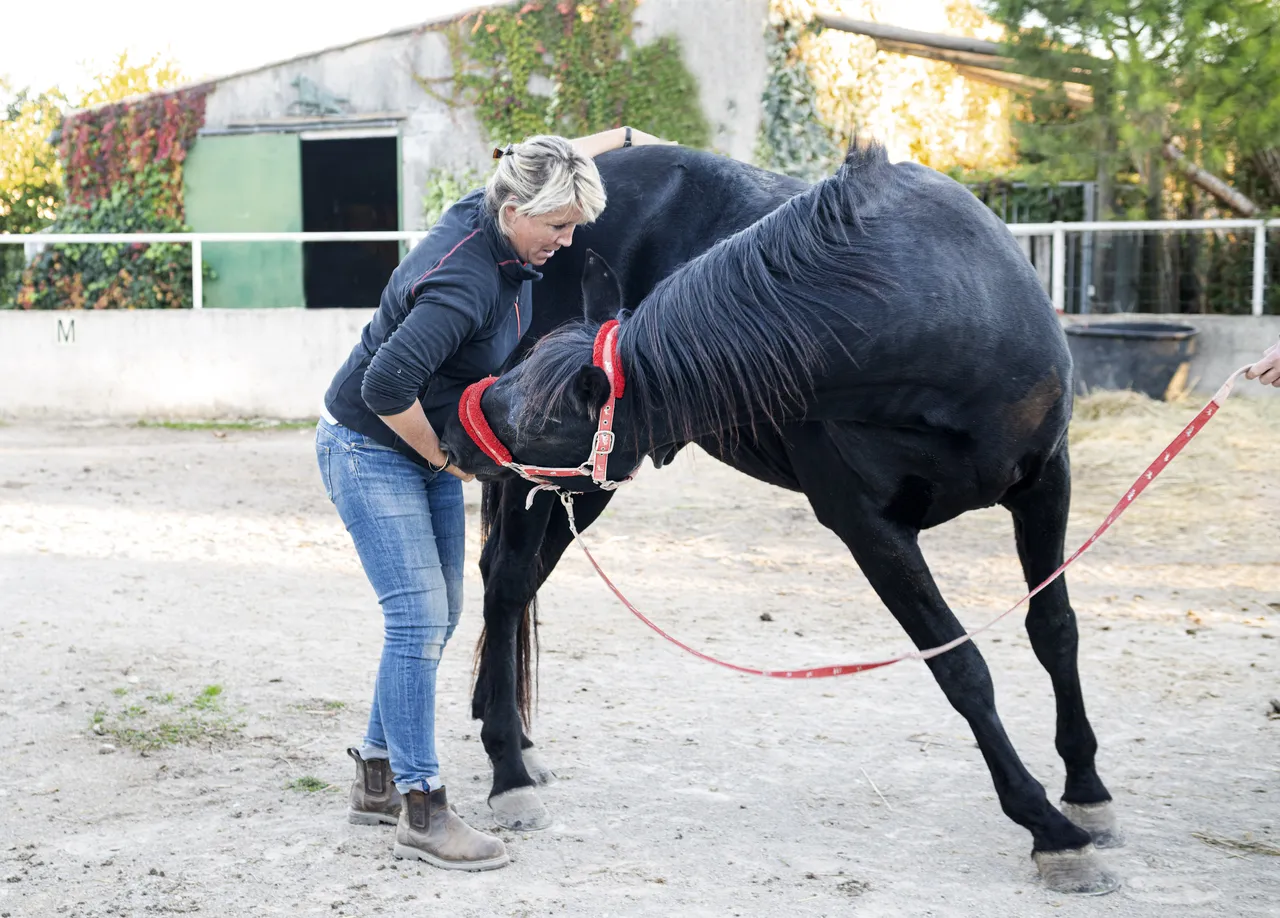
[568, 363, 612, 418]
[581, 249, 622, 323]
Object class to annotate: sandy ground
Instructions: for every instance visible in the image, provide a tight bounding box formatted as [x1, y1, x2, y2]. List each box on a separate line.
[1, 394, 1278, 918]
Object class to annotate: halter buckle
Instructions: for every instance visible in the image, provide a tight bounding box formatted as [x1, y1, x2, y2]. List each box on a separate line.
[591, 429, 615, 455]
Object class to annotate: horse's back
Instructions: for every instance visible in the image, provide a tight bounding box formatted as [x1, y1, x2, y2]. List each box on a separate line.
[531, 147, 808, 336]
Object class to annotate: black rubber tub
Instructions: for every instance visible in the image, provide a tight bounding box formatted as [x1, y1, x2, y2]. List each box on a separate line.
[1064, 321, 1199, 401]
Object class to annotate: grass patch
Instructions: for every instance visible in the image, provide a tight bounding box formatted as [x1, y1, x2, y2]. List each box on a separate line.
[286, 776, 332, 793]
[191, 684, 223, 711]
[90, 684, 242, 752]
[290, 698, 347, 714]
[135, 418, 316, 431]
[112, 687, 129, 697]
[111, 716, 241, 752]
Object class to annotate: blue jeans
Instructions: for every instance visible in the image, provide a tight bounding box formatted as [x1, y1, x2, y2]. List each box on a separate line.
[316, 418, 465, 793]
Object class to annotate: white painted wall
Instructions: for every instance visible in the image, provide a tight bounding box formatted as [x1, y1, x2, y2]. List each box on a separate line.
[202, 28, 492, 234]
[195, 3, 771, 233]
[634, 0, 769, 161]
[0, 310, 374, 420]
[1, 311, 1274, 420]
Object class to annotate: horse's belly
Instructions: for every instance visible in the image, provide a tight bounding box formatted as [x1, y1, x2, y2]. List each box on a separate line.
[695, 431, 802, 491]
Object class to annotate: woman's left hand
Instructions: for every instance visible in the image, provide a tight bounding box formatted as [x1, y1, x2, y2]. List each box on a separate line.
[1245, 339, 1280, 386]
[443, 464, 475, 482]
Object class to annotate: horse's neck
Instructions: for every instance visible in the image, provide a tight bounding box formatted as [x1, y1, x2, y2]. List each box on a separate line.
[623, 306, 829, 448]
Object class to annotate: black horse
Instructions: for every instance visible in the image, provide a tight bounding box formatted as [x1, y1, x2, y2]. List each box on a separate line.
[462, 144, 809, 824]
[442, 142, 1122, 894]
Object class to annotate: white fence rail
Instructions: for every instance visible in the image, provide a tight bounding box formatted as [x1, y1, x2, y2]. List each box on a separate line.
[3, 221, 1279, 314]
[1006, 219, 1280, 316]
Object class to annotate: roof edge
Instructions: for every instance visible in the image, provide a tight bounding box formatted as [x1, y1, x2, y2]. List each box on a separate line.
[67, 2, 507, 119]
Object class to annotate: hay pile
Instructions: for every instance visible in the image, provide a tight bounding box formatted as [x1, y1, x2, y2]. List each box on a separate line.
[1067, 388, 1279, 556]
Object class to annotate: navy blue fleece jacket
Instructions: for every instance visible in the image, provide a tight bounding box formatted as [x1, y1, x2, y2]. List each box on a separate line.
[323, 190, 539, 466]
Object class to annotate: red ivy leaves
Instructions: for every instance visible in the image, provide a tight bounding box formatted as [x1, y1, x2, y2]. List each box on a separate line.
[59, 86, 210, 213]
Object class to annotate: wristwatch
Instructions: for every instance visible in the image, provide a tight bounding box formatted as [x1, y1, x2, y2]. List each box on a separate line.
[623, 126, 632, 148]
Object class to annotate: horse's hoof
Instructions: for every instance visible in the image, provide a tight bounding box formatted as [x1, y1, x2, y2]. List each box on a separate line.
[1034, 844, 1121, 895]
[522, 747, 558, 787]
[489, 787, 551, 831]
[1061, 800, 1125, 848]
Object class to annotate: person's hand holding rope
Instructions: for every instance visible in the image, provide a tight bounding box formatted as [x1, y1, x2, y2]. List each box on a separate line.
[1245, 338, 1280, 387]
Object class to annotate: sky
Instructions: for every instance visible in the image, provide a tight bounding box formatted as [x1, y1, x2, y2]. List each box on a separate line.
[1, 0, 481, 99]
[2, 0, 953, 102]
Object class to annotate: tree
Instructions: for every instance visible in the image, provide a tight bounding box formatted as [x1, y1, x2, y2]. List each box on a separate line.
[75, 51, 184, 110]
[0, 82, 64, 234]
[1, 83, 65, 305]
[2, 53, 187, 307]
[986, 0, 1280, 216]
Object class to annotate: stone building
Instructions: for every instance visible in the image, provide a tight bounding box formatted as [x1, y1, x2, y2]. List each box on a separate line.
[176, 1, 768, 307]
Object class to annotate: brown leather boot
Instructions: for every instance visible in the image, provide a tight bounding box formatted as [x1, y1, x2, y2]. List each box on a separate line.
[347, 747, 402, 826]
[393, 787, 509, 871]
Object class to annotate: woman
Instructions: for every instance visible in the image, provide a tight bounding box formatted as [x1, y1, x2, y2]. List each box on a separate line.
[317, 127, 668, 871]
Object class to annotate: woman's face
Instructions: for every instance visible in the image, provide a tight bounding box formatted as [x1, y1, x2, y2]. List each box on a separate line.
[504, 204, 582, 266]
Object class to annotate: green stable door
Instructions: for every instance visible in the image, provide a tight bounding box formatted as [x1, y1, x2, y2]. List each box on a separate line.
[184, 134, 304, 308]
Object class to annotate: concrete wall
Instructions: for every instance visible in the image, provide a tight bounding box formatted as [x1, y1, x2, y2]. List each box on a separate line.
[2, 311, 1274, 420]
[202, 29, 492, 234]
[634, 0, 768, 161]
[194, 4, 770, 234]
[0, 310, 374, 420]
[1059, 314, 1280, 400]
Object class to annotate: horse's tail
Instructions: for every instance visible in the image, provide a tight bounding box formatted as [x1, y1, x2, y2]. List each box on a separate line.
[473, 481, 539, 729]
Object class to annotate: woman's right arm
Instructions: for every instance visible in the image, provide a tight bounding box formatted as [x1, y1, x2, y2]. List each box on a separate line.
[362, 272, 486, 480]
[379, 400, 472, 481]
[569, 126, 675, 158]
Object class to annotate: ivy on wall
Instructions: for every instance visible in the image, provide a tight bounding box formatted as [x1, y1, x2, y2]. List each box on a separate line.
[424, 1, 709, 149]
[754, 16, 837, 181]
[58, 87, 207, 211]
[17, 86, 209, 309]
[421, 166, 489, 227]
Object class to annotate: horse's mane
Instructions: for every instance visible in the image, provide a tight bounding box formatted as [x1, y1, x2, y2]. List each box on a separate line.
[518, 141, 897, 442]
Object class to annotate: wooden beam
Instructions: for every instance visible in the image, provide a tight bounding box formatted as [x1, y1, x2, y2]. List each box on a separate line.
[815, 12, 1005, 57]
[817, 12, 1095, 79]
[874, 39, 1018, 72]
[1162, 142, 1260, 217]
[950, 64, 1093, 109]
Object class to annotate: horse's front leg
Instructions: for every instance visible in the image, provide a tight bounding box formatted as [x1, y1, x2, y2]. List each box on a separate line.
[473, 482, 617, 829]
[473, 480, 554, 829]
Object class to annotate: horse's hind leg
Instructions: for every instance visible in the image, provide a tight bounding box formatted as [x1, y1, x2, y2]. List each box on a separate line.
[788, 431, 1117, 894]
[1001, 447, 1121, 848]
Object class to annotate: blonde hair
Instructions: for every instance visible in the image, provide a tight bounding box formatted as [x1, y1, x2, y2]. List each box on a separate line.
[485, 135, 607, 234]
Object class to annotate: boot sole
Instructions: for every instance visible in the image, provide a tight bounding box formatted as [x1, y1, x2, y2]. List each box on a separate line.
[392, 842, 510, 871]
[349, 810, 399, 826]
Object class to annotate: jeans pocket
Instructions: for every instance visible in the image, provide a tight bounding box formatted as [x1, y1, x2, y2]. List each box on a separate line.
[351, 432, 401, 452]
[316, 428, 336, 503]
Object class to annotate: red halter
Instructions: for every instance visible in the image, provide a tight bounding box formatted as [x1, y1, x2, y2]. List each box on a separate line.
[458, 319, 635, 491]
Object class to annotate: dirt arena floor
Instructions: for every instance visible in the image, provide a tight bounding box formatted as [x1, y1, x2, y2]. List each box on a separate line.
[1, 392, 1278, 917]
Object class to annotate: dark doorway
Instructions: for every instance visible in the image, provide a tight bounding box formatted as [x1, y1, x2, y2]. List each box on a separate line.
[301, 136, 400, 308]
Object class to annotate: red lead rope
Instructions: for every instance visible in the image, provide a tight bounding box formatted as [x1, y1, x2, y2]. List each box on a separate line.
[559, 366, 1256, 678]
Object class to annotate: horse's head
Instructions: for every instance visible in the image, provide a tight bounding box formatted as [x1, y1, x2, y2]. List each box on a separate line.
[440, 251, 647, 490]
